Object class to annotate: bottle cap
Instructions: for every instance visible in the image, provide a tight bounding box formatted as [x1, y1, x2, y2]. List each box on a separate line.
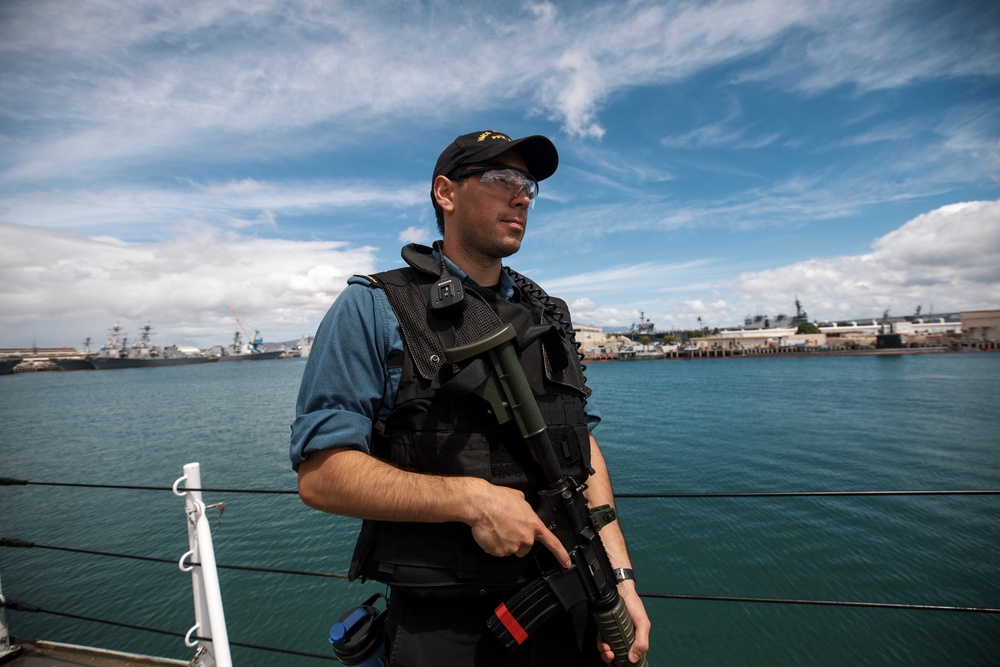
[329, 606, 371, 645]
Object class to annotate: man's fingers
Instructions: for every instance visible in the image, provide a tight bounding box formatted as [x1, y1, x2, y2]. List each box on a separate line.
[535, 523, 571, 568]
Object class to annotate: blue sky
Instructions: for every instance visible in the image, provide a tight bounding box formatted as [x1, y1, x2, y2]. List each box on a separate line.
[1, 0, 998, 349]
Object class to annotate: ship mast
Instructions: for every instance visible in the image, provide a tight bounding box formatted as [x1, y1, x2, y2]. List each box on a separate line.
[228, 306, 254, 352]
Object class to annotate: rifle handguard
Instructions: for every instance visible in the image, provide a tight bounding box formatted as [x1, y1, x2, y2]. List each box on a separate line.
[594, 594, 649, 666]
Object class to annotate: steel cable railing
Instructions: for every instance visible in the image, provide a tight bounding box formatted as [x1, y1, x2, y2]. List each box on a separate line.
[1, 599, 338, 661]
[1, 537, 347, 579]
[615, 489, 1000, 498]
[4, 536, 998, 616]
[6, 477, 999, 498]
[3, 477, 999, 662]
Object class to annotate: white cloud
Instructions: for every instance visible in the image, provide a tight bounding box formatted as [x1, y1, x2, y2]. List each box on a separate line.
[0, 222, 377, 347]
[728, 200, 1000, 320]
[778, 2, 1000, 93]
[539, 49, 608, 139]
[543, 260, 714, 293]
[0, 180, 426, 235]
[398, 226, 433, 245]
[567, 297, 647, 330]
[230, 208, 276, 229]
[556, 200, 1000, 330]
[2, 1, 992, 181]
[0, 2, 995, 345]
[202, 178, 267, 195]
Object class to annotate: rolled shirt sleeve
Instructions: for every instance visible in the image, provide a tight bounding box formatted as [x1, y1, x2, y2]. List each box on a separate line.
[289, 279, 401, 470]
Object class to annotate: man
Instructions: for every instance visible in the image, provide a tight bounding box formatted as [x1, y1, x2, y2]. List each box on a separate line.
[291, 130, 650, 665]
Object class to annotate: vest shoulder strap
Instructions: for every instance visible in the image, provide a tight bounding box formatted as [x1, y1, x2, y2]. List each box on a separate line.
[370, 266, 449, 381]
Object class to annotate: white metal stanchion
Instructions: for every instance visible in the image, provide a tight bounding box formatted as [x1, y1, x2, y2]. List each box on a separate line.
[0, 572, 15, 659]
[174, 463, 232, 667]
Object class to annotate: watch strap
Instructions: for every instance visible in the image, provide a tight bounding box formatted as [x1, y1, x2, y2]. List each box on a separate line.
[613, 567, 635, 583]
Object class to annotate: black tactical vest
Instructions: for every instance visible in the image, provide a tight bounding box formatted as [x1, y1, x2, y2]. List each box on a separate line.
[348, 243, 593, 595]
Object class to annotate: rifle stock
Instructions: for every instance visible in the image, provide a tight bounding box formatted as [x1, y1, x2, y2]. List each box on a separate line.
[445, 324, 647, 666]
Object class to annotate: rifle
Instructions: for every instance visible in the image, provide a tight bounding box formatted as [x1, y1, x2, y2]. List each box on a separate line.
[445, 324, 646, 666]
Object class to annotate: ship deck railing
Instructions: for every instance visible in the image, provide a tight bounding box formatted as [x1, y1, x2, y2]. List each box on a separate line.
[3, 471, 1000, 665]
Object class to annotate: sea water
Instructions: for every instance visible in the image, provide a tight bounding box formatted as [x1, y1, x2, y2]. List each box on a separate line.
[0, 353, 997, 665]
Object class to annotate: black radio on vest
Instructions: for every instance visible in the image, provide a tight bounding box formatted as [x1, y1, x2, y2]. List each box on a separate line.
[430, 244, 466, 312]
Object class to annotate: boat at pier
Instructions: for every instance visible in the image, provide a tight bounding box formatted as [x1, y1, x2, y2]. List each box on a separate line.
[211, 307, 286, 362]
[52, 357, 96, 371]
[208, 330, 283, 362]
[0, 356, 22, 375]
[743, 298, 810, 330]
[89, 323, 214, 370]
[50, 338, 98, 371]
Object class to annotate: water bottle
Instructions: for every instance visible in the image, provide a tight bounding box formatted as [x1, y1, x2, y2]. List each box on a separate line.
[328, 593, 388, 666]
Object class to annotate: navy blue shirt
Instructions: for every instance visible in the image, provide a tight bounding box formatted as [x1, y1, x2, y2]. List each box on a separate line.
[289, 255, 600, 471]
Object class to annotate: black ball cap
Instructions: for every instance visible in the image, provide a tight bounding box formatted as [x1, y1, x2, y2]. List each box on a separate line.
[432, 130, 559, 183]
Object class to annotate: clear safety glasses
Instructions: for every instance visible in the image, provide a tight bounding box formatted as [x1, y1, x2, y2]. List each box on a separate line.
[451, 166, 539, 208]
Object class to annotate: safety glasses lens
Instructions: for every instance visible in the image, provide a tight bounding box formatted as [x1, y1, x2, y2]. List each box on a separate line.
[480, 169, 538, 206]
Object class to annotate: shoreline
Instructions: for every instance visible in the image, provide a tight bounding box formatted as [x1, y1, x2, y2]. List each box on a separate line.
[588, 342, 999, 363]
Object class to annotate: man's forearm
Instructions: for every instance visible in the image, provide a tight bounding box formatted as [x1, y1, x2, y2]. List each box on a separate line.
[297, 446, 571, 565]
[586, 435, 652, 663]
[298, 447, 479, 523]
[584, 435, 632, 569]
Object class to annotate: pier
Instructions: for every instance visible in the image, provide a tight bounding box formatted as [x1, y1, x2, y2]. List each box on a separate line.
[0, 348, 78, 374]
[587, 340, 999, 363]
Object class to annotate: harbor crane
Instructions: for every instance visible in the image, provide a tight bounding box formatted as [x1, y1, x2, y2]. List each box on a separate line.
[228, 305, 264, 353]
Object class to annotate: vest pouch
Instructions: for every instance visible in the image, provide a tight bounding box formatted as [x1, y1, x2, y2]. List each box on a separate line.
[387, 428, 492, 479]
[365, 519, 536, 597]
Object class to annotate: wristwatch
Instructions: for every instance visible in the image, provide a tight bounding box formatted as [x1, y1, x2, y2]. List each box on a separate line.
[613, 567, 635, 583]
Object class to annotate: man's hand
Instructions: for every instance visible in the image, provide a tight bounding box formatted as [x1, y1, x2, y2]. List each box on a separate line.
[466, 479, 571, 568]
[596, 580, 650, 664]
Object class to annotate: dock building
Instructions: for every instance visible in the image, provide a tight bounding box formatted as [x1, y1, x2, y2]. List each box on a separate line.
[569, 304, 999, 361]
